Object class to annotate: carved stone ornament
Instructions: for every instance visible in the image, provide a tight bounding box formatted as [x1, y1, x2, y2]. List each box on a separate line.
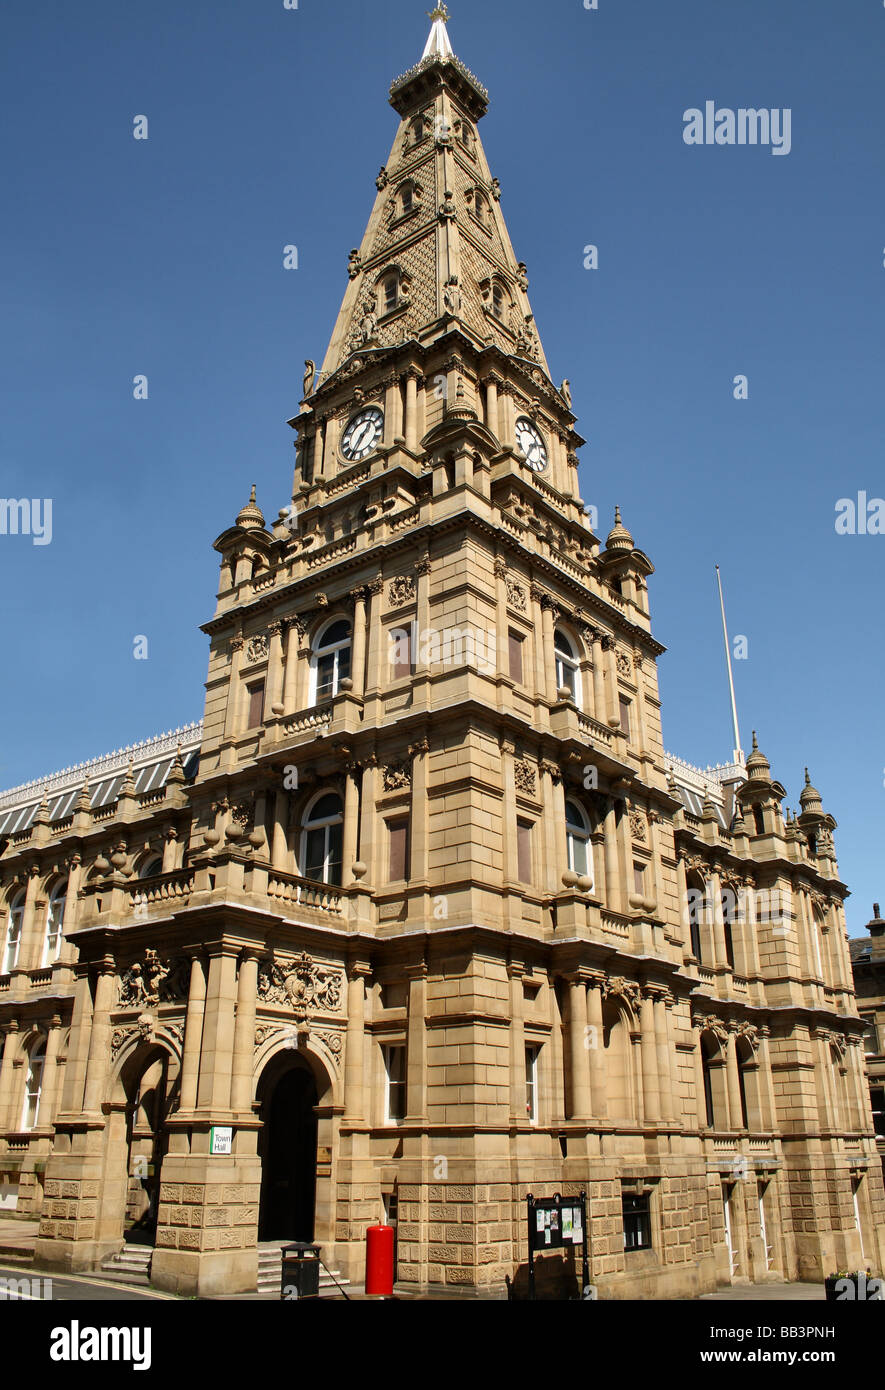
[388, 576, 416, 607]
[246, 634, 269, 664]
[734, 1021, 758, 1045]
[693, 1013, 729, 1041]
[603, 976, 642, 1008]
[514, 760, 537, 796]
[616, 651, 632, 676]
[257, 952, 343, 1018]
[119, 950, 190, 1007]
[383, 763, 411, 792]
[506, 580, 527, 612]
[830, 1032, 847, 1059]
[629, 811, 647, 843]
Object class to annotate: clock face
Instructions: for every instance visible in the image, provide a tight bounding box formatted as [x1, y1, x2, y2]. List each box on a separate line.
[515, 416, 548, 472]
[341, 405, 384, 461]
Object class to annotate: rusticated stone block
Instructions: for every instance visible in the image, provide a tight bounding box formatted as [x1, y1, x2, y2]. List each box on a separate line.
[182, 1184, 202, 1203]
[155, 1228, 176, 1248]
[446, 1267, 475, 1284]
[171, 1206, 189, 1226]
[81, 1181, 100, 1199]
[39, 1221, 57, 1238]
[50, 1202, 67, 1219]
[160, 1184, 181, 1203]
[190, 1209, 204, 1227]
[445, 1224, 472, 1242]
[220, 1229, 242, 1248]
[43, 1181, 60, 1198]
[79, 1200, 98, 1219]
[222, 1185, 242, 1204]
[58, 1223, 76, 1239]
[205, 1207, 230, 1227]
[179, 1230, 200, 1250]
[238, 1206, 258, 1226]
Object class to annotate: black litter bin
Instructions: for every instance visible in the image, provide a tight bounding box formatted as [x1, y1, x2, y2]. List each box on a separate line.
[280, 1242, 321, 1300]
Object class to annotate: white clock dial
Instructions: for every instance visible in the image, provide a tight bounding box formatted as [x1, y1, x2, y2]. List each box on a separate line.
[341, 405, 384, 461]
[515, 416, 548, 472]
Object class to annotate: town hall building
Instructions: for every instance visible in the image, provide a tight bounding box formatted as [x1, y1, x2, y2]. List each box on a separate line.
[0, 9, 882, 1297]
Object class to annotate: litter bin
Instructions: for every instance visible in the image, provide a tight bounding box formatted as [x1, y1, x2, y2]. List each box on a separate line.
[280, 1242, 321, 1300]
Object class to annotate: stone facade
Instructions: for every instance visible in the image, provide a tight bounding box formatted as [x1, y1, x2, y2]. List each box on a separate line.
[850, 905, 885, 1195]
[1, 11, 883, 1297]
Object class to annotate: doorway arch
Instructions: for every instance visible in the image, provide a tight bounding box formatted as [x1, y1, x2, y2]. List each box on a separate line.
[109, 1041, 180, 1246]
[257, 1052, 320, 1242]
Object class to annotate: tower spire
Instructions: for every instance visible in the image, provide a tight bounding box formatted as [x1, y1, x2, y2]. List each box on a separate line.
[422, 5, 454, 60]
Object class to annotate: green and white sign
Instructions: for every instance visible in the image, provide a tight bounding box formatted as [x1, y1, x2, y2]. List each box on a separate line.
[209, 1126, 233, 1156]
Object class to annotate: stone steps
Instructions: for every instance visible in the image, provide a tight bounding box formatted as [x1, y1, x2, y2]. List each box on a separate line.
[99, 1243, 153, 1288]
[257, 1245, 350, 1298]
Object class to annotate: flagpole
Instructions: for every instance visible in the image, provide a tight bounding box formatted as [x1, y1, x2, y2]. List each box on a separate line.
[715, 565, 744, 765]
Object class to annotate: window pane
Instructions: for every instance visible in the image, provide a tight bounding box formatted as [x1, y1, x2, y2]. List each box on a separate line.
[619, 696, 631, 737]
[326, 821, 343, 886]
[388, 820, 409, 882]
[316, 652, 335, 699]
[508, 630, 523, 684]
[517, 821, 532, 884]
[569, 835, 588, 877]
[304, 827, 326, 881]
[248, 682, 265, 729]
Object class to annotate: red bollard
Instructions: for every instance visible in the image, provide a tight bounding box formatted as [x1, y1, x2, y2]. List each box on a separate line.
[365, 1223, 395, 1297]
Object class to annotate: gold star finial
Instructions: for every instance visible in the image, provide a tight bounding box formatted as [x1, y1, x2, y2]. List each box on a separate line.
[428, 4, 450, 21]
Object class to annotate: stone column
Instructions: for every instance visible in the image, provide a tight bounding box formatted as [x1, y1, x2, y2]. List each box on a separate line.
[726, 1029, 746, 1130]
[676, 851, 690, 952]
[493, 558, 508, 682]
[196, 949, 239, 1112]
[541, 763, 564, 896]
[60, 853, 82, 958]
[501, 739, 518, 887]
[18, 865, 40, 973]
[266, 620, 285, 715]
[230, 952, 259, 1112]
[587, 979, 607, 1117]
[282, 621, 301, 714]
[693, 1022, 709, 1126]
[540, 597, 558, 703]
[223, 636, 245, 741]
[409, 739, 430, 886]
[602, 634, 620, 727]
[405, 369, 419, 452]
[414, 556, 431, 684]
[82, 964, 117, 1115]
[272, 789, 290, 872]
[485, 375, 500, 439]
[602, 799, 620, 913]
[351, 589, 368, 698]
[344, 962, 369, 1121]
[709, 868, 728, 968]
[35, 1015, 63, 1128]
[404, 963, 427, 1122]
[615, 802, 633, 910]
[57, 970, 94, 1116]
[566, 977, 592, 1120]
[639, 990, 660, 1123]
[178, 955, 207, 1113]
[590, 631, 607, 726]
[357, 755, 379, 885]
[342, 763, 361, 886]
[529, 585, 547, 704]
[385, 375, 403, 444]
[0, 1021, 20, 1130]
[364, 579, 385, 697]
[757, 1026, 778, 1132]
[654, 992, 674, 1122]
[508, 962, 527, 1123]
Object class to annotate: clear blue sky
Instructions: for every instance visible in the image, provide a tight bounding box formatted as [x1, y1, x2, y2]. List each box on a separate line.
[1, 0, 882, 934]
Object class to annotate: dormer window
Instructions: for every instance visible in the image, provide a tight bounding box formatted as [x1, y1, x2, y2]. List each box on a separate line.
[384, 275, 398, 314]
[376, 265, 411, 319]
[460, 121, 474, 152]
[401, 184, 413, 215]
[410, 116, 426, 147]
[492, 284, 505, 321]
[474, 190, 489, 226]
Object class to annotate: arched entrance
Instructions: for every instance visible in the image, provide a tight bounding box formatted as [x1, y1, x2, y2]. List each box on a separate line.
[257, 1053, 319, 1242]
[116, 1045, 177, 1245]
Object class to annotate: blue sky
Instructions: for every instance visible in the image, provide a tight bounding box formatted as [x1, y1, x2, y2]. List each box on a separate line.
[1, 0, 882, 933]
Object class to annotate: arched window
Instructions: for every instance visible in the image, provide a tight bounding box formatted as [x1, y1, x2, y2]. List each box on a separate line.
[311, 619, 352, 703]
[473, 190, 488, 226]
[492, 283, 505, 321]
[700, 1033, 719, 1127]
[565, 799, 592, 882]
[687, 873, 705, 962]
[735, 1036, 758, 1130]
[42, 880, 66, 967]
[460, 121, 474, 151]
[300, 792, 344, 885]
[400, 183, 413, 216]
[554, 629, 581, 706]
[21, 1038, 45, 1130]
[722, 892, 736, 970]
[2, 891, 25, 975]
[602, 1001, 635, 1120]
[141, 855, 163, 879]
[753, 805, 765, 835]
[410, 116, 425, 147]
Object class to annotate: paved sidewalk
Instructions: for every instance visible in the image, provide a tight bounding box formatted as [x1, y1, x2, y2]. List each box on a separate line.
[0, 1216, 39, 1262]
[700, 1282, 824, 1300]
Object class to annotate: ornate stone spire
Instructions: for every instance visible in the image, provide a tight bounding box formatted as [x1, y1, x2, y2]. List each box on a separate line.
[606, 505, 634, 552]
[236, 484, 265, 531]
[317, 13, 550, 383]
[799, 767, 823, 814]
[745, 731, 771, 782]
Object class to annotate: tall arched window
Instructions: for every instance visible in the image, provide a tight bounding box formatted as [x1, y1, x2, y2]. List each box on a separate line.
[2, 891, 25, 974]
[42, 880, 66, 967]
[554, 629, 581, 705]
[21, 1038, 45, 1130]
[565, 799, 592, 883]
[492, 283, 505, 321]
[310, 619, 352, 703]
[140, 855, 163, 879]
[687, 873, 705, 962]
[700, 1033, 719, 1127]
[300, 792, 344, 885]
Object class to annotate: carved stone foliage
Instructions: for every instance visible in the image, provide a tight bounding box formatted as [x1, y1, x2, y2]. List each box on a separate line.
[616, 651, 632, 676]
[506, 579, 527, 612]
[119, 950, 190, 1007]
[603, 976, 642, 1008]
[734, 1021, 758, 1045]
[257, 952, 343, 1017]
[514, 760, 536, 796]
[111, 1015, 183, 1059]
[693, 1013, 729, 1041]
[388, 576, 416, 607]
[383, 763, 411, 792]
[629, 811, 647, 843]
[246, 634, 269, 664]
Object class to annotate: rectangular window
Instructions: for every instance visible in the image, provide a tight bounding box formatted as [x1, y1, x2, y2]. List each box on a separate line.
[633, 861, 645, 897]
[390, 625, 412, 680]
[862, 1015, 880, 1056]
[388, 819, 410, 883]
[871, 1086, 885, 1139]
[622, 1192, 652, 1252]
[618, 695, 632, 738]
[525, 1044, 540, 1123]
[516, 819, 533, 884]
[247, 681, 265, 729]
[508, 629, 524, 684]
[383, 1045, 407, 1123]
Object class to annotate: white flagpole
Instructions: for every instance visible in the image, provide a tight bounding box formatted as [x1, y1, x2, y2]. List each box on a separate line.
[715, 565, 744, 765]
